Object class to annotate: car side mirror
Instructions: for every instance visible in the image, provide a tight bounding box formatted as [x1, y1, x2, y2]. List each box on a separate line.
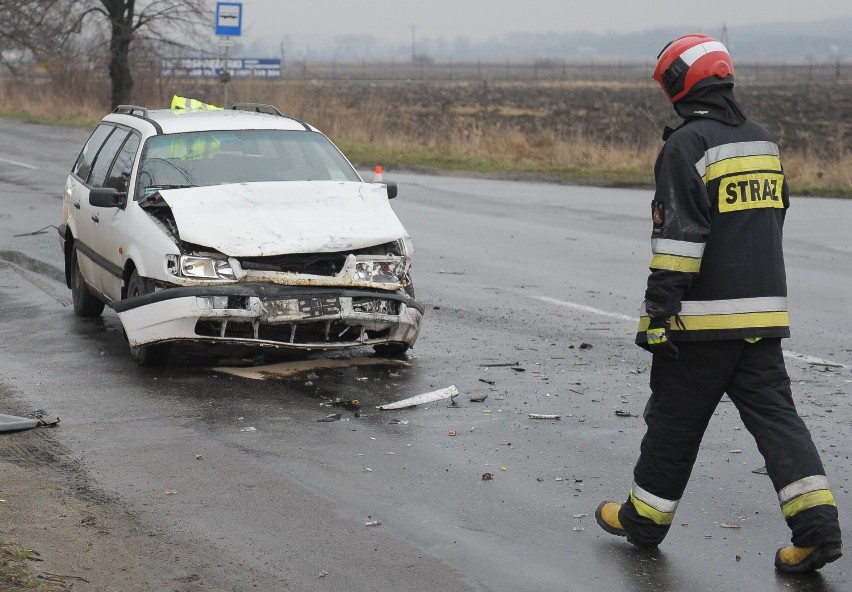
[89, 187, 125, 208]
[385, 181, 398, 199]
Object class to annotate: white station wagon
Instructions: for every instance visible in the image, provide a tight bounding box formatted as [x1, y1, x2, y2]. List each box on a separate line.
[59, 101, 422, 364]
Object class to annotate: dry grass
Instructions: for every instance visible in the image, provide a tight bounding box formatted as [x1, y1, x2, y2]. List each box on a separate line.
[2, 75, 849, 195]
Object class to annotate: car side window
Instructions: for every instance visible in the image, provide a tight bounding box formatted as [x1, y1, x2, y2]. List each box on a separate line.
[89, 128, 130, 188]
[71, 124, 114, 182]
[104, 133, 140, 194]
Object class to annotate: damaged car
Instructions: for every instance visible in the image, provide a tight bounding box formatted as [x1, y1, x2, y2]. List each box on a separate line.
[58, 101, 422, 364]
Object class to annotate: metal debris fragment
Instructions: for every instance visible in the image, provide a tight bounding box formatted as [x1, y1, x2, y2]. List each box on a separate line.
[317, 413, 342, 422]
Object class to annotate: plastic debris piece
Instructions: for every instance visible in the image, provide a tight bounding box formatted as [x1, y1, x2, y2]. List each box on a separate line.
[729, 449, 743, 454]
[165, 490, 177, 495]
[573, 513, 587, 518]
[510, 367, 526, 372]
[363, 468, 373, 472]
[317, 413, 342, 422]
[447, 430, 457, 436]
[614, 410, 635, 417]
[0, 413, 39, 433]
[378, 385, 459, 410]
[482, 472, 493, 481]
[365, 520, 382, 527]
[500, 467, 508, 472]
[478, 379, 495, 386]
[721, 523, 742, 529]
[751, 465, 769, 475]
[318, 571, 329, 578]
[195, 454, 203, 460]
[240, 426, 257, 432]
[469, 394, 488, 402]
[528, 413, 561, 420]
[579, 343, 593, 349]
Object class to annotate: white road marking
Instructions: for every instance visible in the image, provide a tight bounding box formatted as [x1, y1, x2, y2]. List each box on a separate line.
[535, 295, 846, 369]
[0, 156, 37, 170]
[534, 296, 636, 322]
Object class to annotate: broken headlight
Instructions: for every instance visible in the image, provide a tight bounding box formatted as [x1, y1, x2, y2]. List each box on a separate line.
[353, 258, 408, 283]
[178, 255, 235, 280]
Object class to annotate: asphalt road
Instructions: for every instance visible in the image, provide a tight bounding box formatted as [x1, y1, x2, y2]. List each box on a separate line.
[1, 118, 850, 591]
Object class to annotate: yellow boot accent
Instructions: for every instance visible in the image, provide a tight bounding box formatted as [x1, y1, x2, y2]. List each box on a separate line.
[595, 501, 626, 537]
[775, 542, 842, 573]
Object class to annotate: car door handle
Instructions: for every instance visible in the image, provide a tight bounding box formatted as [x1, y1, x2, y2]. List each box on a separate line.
[73, 201, 80, 209]
[91, 214, 99, 223]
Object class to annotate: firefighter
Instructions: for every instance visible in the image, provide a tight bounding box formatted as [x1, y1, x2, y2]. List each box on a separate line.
[594, 34, 842, 573]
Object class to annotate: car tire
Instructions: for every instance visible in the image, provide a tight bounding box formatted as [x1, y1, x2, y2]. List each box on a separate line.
[126, 269, 170, 366]
[70, 246, 105, 317]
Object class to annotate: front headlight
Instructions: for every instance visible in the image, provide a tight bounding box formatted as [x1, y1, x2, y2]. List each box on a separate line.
[354, 258, 408, 283]
[179, 255, 235, 280]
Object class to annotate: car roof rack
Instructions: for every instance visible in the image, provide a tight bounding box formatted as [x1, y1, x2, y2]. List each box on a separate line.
[114, 104, 149, 118]
[230, 103, 284, 116]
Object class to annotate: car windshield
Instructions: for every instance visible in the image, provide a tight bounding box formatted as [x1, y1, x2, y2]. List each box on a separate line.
[135, 129, 360, 198]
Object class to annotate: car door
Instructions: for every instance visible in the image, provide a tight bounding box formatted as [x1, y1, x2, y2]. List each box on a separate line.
[67, 123, 114, 297]
[90, 131, 141, 301]
[84, 126, 134, 298]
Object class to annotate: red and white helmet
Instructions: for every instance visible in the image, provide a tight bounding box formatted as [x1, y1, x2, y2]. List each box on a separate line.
[653, 34, 734, 103]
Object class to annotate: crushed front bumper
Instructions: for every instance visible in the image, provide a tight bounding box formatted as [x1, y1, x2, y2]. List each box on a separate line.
[112, 284, 423, 350]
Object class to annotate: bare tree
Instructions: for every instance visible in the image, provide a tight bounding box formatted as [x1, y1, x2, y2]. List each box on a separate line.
[0, 0, 209, 108]
[83, 1, 210, 108]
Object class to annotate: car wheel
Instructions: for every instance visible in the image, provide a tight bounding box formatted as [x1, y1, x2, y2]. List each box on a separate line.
[126, 270, 170, 366]
[70, 246, 105, 317]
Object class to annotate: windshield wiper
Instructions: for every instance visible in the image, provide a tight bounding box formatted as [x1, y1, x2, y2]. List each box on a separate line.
[147, 184, 197, 190]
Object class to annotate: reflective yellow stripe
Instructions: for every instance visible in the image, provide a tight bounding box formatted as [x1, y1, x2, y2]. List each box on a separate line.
[781, 490, 836, 519]
[638, 311, 789, 332]
[647, 327, 667, 345]
[630, 491, 675, 525]
[650, 254, 701, 273]
[702, 154, 783, 183]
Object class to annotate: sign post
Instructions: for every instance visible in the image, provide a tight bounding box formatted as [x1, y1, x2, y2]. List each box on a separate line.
[215, 2, 243, 107]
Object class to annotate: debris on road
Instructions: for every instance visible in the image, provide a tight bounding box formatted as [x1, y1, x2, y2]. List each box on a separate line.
[752, 465, 769, 475]
[214, 356, 411, 380]
[378, 385, 459, 410]
[579, 343, 593, 349]
[720, 523, 742, 529]
[469, 394, 488, 403]
[528, 413, 561, 420]
[317, 413, 342, 422]
[365, 519, 382, 527]
[478, 379, 495, 385]
[447, 430, 457, 436]
[240, 426, 257, 432]
[614, 410, 635, 418]
[478, 362, 520, 368]
[0, 413, 38, 433]
[481, 472, 493, 481]
[331, 398, 361, 411]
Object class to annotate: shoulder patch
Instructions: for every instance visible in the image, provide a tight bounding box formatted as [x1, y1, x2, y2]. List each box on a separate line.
[651, 200, 664, 234]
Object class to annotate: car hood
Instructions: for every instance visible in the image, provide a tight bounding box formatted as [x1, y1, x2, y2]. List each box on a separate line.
[154, 181, 408, 257]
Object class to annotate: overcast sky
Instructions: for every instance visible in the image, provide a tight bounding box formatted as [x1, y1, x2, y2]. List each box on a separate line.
[236, 0, 851, 43]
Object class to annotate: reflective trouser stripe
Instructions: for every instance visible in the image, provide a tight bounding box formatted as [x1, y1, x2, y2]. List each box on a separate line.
[630, 487, 677, 526]
[638, 311, 789, 332]
[781, 490, 836, 519]
[650, 254, 701, 273]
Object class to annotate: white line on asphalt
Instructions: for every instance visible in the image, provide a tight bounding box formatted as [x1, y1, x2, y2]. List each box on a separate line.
[534, 296, 636, 322]
[0, 156, 37, 170]
[535, 295, 846, 368]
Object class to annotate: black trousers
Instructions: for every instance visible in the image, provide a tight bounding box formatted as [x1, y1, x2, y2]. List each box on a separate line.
[619, 338, 841, 548]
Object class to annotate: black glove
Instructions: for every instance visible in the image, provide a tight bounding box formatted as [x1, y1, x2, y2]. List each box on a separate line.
[646, 317, 679, 359]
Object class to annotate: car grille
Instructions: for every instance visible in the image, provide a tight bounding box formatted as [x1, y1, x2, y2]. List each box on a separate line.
[194, 319, 391, 345]
[236, 242, 402, 277]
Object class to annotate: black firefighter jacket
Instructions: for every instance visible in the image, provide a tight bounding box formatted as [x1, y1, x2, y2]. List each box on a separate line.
[636, 116, 792, 344]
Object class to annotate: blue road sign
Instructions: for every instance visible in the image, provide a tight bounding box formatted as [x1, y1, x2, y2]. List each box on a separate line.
[215, 2, 242, 36]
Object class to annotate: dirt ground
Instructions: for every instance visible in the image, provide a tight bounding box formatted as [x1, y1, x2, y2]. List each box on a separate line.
[0, 395, 208, 592]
